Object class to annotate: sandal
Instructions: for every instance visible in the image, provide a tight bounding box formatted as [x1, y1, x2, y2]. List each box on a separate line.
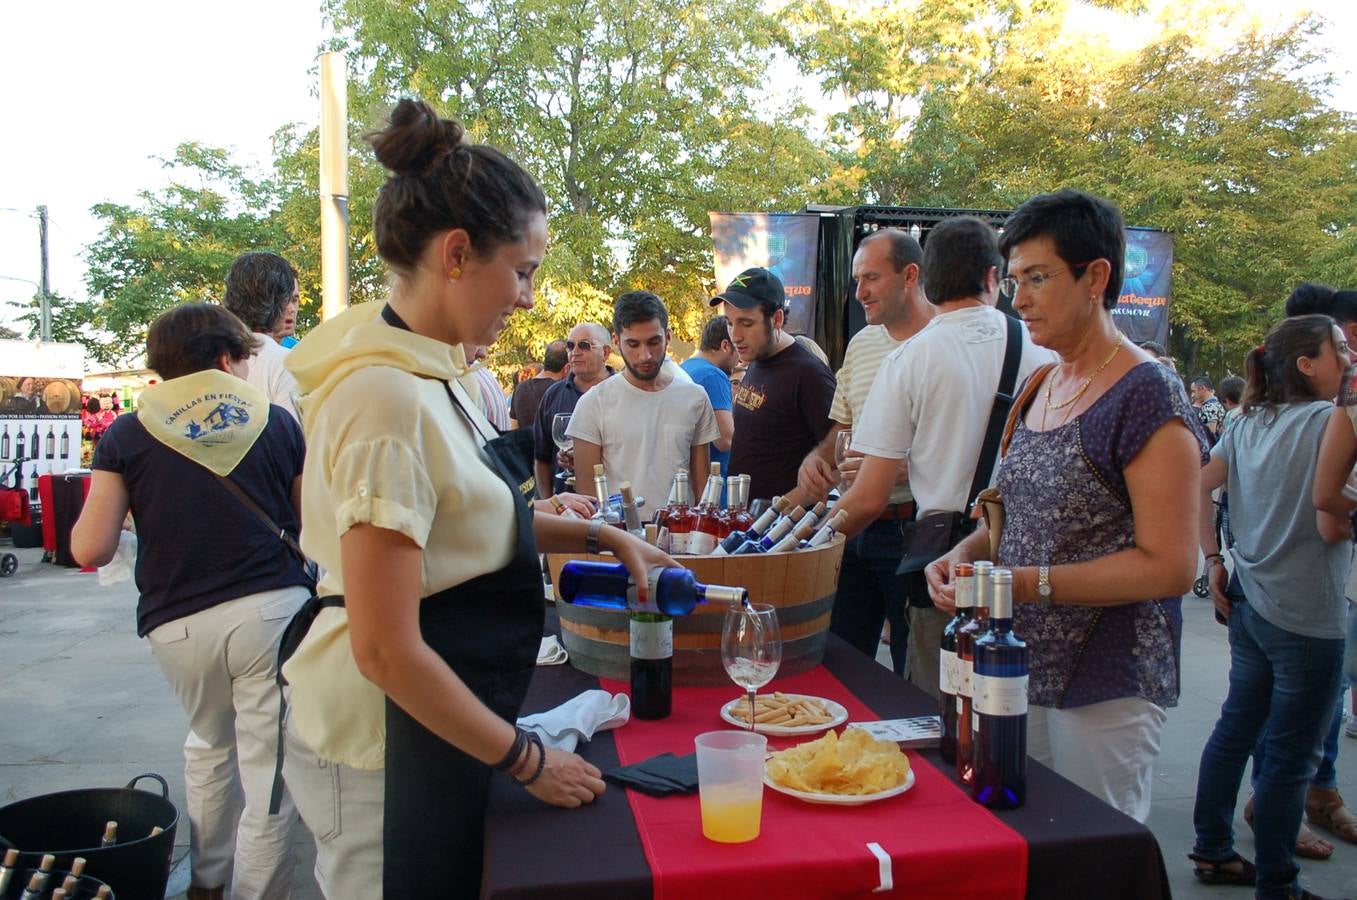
[1307, 787, 1357, 845]
[1244, 794, 1335, 860]
[1187, 851, 1256, 886]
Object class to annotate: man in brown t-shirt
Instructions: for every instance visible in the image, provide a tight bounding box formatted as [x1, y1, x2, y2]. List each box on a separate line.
[713, 267, 835, 504]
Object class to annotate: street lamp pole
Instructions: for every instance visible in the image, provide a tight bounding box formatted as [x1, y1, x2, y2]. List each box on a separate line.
[37, 204, 50, 341]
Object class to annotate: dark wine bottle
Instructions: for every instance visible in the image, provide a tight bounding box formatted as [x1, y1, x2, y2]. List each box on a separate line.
[29, 467, 39, 502]
[15, 425, 25, 460]
[956, 560, 992, 784]
[1, 423, 10, 460]
[972, 567, 1027, 809]
[939, 562, 975, 765]
[101, 820, 118, 847]
[630, 613, 673, 719]
[60, 425, 70, 459]
[45, 425, 55, 459]
[18, 872, 45, 900]
[0, 847, 18, 895]
[29, 427, 38, 460]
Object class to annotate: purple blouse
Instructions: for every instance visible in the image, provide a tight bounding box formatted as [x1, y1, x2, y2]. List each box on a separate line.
[996, 361, 1210, 709]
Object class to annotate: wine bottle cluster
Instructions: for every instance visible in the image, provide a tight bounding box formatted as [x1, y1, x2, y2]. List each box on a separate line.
[0, 423, 76, 463]
[940, 564, 1028, 809]
[648, 468, 847, 556]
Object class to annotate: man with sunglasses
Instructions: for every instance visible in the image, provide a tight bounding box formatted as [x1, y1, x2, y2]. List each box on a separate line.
[532, 323, 614, 496]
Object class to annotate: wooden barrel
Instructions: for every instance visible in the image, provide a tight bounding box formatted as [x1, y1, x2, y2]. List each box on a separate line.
[547, 537, 846, 685]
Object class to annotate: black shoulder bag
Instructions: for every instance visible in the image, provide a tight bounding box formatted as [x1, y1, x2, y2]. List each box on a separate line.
[898, 314, 1024, 605]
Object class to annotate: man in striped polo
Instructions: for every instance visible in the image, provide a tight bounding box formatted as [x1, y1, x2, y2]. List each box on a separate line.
[797, 228, 932, 675]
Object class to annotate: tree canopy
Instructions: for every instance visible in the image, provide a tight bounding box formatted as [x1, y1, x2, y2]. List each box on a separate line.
[77, 0, 1357, 379]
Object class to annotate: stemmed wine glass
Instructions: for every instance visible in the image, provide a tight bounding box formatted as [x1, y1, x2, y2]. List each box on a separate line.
[722, 603, 782, 730]
[551, 413, 574, 490]
[834, 429, 853, 467]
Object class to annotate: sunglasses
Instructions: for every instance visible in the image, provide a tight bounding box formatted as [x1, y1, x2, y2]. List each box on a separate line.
[566, 340, 597, 352]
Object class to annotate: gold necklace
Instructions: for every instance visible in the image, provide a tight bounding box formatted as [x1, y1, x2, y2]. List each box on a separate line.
[1045, 335, 1124, 411]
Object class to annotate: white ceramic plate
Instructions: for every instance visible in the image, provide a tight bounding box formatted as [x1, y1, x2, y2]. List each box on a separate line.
[763, 766, 916, 806]
[719, 694, 850, 735]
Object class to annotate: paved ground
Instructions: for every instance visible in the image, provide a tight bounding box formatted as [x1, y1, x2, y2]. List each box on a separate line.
[1, 543, 1354, 898]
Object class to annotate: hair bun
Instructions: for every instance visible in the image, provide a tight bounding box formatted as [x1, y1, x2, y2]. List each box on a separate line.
[368, 98, 465, 177]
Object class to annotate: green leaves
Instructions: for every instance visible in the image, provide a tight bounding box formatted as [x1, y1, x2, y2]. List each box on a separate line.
[79, 0, 1355, 381]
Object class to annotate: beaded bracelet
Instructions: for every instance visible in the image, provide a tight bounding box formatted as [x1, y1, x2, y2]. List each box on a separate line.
[512, 732, 547, 787]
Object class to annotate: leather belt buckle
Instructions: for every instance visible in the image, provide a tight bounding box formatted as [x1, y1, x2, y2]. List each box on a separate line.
[876, 502, 915, 522]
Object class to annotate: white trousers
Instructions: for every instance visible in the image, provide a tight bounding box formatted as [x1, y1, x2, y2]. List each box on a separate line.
[147, 586, 308, 899]
[282, 711, 384, 900]
[1026, 696, 1167, 824]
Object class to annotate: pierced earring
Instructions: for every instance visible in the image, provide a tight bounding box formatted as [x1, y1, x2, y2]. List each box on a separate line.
[449, 266, 462, 281]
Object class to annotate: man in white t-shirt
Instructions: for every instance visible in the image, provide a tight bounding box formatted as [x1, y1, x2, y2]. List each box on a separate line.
[570, 291, 719, 515]
[223, 251, 302, 422]
[796, 228, 932, 676]
[831, 217, 1055, 696]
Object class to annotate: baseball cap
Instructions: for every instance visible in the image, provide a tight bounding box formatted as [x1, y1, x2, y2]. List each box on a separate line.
[710, 267, 786, 312]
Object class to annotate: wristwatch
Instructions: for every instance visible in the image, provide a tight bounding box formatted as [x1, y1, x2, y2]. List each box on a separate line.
[1036, 565, 1053, 606]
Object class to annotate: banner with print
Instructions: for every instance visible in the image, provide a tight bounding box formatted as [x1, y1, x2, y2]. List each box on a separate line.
[1111, 228, 1174, 348]
[1, 340, 86, 488]
[710, 213, 820, 336]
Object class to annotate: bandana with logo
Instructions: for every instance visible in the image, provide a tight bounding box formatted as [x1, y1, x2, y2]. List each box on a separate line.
[137, 369, 268, 476]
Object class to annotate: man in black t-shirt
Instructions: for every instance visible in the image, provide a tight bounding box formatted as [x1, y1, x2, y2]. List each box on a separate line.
[713, 267, 835, 503]
[509, 339, 567, 429]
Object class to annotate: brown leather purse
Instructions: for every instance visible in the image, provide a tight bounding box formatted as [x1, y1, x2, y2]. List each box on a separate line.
[972, 362, 1056, 561]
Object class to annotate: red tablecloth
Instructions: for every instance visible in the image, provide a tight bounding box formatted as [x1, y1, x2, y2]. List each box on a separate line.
[600, 667, 1028, 899]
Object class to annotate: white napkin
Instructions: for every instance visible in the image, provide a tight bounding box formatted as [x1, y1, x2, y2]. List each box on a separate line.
[537, 635, 569, 666]
[517, 690, 631, 752]
[97, 530, 137, 585]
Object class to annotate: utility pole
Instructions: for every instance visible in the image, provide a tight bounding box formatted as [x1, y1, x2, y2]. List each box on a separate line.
[37, 204, 51, 341]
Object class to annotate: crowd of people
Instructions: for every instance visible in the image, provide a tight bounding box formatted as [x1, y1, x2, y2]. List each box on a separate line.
[60, 95, 1355, 900]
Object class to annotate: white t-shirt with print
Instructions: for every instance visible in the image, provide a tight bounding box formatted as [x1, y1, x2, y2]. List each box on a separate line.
[568, 373, 719, 513]
[854, 305, 1055, 515]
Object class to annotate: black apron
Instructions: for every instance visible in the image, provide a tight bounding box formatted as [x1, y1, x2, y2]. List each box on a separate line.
[379, 306, 545, 897]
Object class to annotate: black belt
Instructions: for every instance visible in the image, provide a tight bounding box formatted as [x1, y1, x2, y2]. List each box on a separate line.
[876, 501, 916, 522]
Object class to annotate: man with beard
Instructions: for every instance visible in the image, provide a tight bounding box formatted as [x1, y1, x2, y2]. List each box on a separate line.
[797, 229, 931, 675]
[715, 267, 836, 503]
[569, 291, 719, 511]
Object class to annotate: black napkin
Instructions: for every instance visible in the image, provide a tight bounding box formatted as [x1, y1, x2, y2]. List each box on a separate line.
[603, 752, 699, 797]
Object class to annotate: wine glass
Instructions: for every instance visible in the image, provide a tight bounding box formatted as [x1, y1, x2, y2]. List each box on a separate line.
[721, 603, 782, 730]
[551, 413, 574, 454]
[833, 429, 853, 467]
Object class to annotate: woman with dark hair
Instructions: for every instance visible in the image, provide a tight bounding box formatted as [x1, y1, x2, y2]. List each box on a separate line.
[1190, 315, 1351, 898]
[926, 188, 1208, 822]
[279, 99, 672, 897]
[71, 302, 312, 900]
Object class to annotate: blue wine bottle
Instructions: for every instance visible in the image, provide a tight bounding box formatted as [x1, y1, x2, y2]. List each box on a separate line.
[557, 560, 746, 615]
[971, 567, 1027, 809]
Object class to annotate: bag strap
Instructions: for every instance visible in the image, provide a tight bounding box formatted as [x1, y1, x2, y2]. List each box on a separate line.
[1000, 362, 1058, 458]
[211, 471, 308, 566]
[965, 314, 1025, 509]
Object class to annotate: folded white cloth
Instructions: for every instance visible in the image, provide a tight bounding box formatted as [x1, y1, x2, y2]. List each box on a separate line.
[537, 635, 569, 666]
[517, 690, 631, 752]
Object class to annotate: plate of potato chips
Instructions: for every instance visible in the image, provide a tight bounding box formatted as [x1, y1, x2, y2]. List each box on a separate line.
[720, 692, 849, 735]
[763, 727, 915, 805]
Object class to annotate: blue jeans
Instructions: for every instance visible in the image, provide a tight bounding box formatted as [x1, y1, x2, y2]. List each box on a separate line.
[1309, 606, 1354, 789]
[828, 519, 910, 676]
[1193, 590, 1345, 899]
